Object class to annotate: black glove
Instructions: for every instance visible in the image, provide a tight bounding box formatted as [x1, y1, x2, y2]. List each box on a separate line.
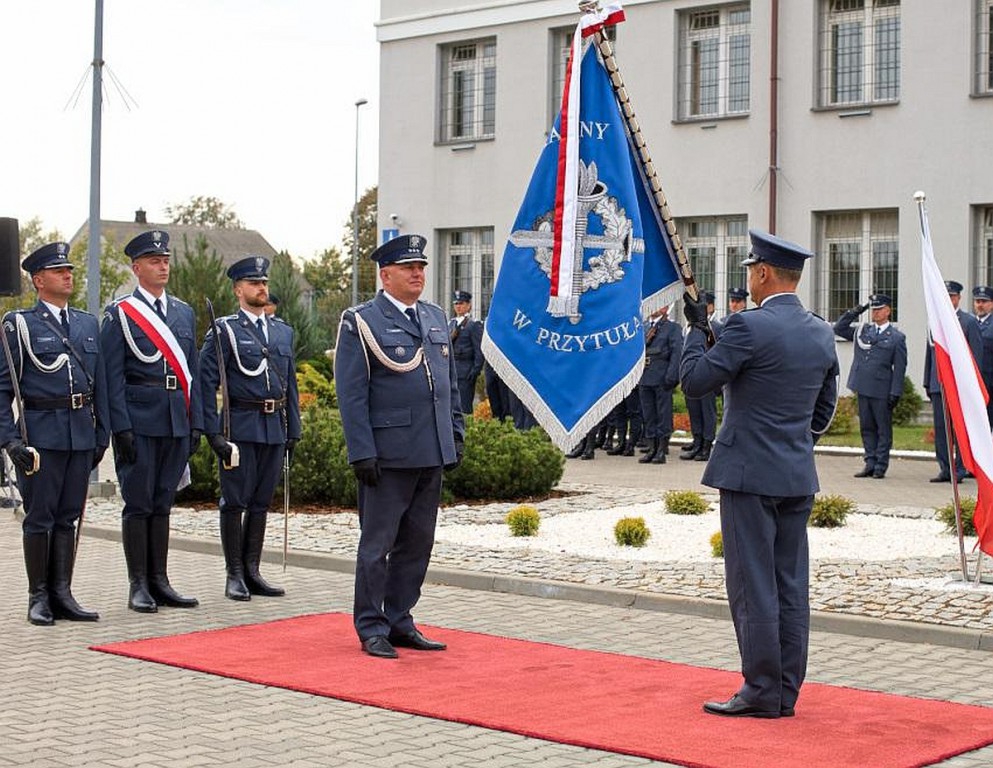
[888, 395, 900, 411]
[5, 440, 36, 473]
[682, 291, 709, 332]
[92, 445, 107, 470]
[189, 429, 202, 458]
[352, 457, 380, 487]
[445, 437, 465, 471]
[113, 430, 137, 465]
[285, 438, 298, 465]
[854, 302, 871, 314]
[207, 433, 233, 464]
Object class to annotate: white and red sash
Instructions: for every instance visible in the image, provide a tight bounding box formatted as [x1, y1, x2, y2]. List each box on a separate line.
[118, 295, 193, 410]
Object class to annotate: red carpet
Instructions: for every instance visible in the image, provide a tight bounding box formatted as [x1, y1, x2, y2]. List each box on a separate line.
[93, 612, 993, 768]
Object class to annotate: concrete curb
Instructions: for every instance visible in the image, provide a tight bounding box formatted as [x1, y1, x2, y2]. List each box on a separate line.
[83, 522, 993, 653]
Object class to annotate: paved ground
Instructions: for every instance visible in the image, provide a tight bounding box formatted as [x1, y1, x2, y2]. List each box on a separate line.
[4, 446, 993, 767]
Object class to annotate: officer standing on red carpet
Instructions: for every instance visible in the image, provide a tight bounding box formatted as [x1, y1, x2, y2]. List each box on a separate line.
[335, 235, 464, 659]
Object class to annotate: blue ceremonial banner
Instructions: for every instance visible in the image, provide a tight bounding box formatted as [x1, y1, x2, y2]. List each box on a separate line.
[482, 42, 682, 450]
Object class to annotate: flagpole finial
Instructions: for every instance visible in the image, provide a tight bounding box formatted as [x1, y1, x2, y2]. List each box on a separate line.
[913, 190, 926, 203]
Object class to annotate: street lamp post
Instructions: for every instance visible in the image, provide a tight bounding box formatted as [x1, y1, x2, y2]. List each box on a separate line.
[351, 98, 368, 306]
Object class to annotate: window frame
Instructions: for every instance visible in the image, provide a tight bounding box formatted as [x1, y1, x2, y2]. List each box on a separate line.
[675, 215, 750, 319]
[676, 3, 752, 122]
[976, 0, 993, 95]
[438, 227, 496, 319]
[438, 39, 497, 144]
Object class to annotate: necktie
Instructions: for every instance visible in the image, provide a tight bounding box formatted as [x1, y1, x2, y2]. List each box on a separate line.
[405, 307, 418, 327]
[59, 308, 69, 337]
[256, 317, 267, 342]
[154, 297, 165, 320]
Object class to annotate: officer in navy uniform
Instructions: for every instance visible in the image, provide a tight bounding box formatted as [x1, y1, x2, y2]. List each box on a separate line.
[483, 361, 512, 421]
[264, 292, 280, 317]
[637, 304, 681, 464]
[972, 286, 993, 426]
[833, 293, 908, 479]
[727, 287, 749, 315]
[923, 280, 982, 482]
[101, 230, 201, 613]
[449, 290, 484, 416]
[199, 256, 301, 601]
[681, 291, 719, 463]
[681, 229, 839, 719]
[0, 243, 110, 625]
[335, 234, 464, 659]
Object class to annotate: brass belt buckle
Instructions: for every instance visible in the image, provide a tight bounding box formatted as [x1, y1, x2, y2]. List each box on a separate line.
[263, 399, 276, 414]
[165, 375, 178, 390]
[70, 393, 85, 409]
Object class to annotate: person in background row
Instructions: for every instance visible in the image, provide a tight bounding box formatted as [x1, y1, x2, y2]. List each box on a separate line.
[483, 361, 512, 422]
[335, 235, 464, 659]
[101, 230, 201, 614]
[681, 229, 839, 719]
[449, 290, 484, 417]
[605, 387, 643, 457]
[682, 291, 718, 463]
[833, 294, 907, 480]
[0, 243, 110, 625]
[638, 304, 681, 464]
[923, 280, 982, 483]
[200, 256, 301, 601]
[727, 287, 748, 315]
[972, 285, 993, 427]
[264, 292, 279, 317]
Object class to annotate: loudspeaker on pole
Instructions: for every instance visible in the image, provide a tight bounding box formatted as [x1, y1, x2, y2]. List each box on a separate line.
[0, 218, 22, 296]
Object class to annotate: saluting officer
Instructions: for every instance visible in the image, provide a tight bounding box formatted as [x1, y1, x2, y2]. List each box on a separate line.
[0, 243, 110, 625]
[833, 294, 908, 479]
[101, 230, 201, 613]
[335, 234, 464, 659]
[199, 256, 301, 601]
[449, 290, 484, 416]
[638, 304, 681, 464]
[973, 286, 993, 426]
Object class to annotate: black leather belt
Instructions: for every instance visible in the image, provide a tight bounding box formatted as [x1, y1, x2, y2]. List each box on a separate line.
[24, 392, 94, 410]
[230, 397, 286, 414]
[127, 374, 179, 390]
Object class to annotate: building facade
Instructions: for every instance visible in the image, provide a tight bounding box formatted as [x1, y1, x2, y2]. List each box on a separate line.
[376, 0, 993, 390]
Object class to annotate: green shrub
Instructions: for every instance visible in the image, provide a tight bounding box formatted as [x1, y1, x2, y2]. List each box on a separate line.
[296, 362, 337, 409]
[506, 505, 540, 536]
[290, 405, 357, 506]
[175, 435, 221, 503]
[301, 354, 334, 381]
[827, 395, 856, 435]
[664, 489, 709, 516]
[935, 497, 977, 537]
[444, 418, 564, 500]
[809, 494, 855, 528]
[614, 516, 651, 547]
[891, 375, 924, 427]
[710, 531, 724, 558]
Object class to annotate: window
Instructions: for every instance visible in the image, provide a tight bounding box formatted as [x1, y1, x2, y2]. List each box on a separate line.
[818, 0, 900, 107]
[439, 228, 495, 318]
[549, 26, 616, 125]
[677, 4, 751, 120]
[976, 0, 993, 94]
[440, 39, 496, 142]
[975, 206, 993, 285]
[817, 210, 899, 322]
[675, 215, 749, 316]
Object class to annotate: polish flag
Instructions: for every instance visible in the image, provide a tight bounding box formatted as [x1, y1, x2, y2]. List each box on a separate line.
[919, 195, 993, 554]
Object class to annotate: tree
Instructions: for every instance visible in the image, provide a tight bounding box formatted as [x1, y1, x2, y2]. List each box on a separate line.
[303, 246, 351, 349]
[342, 186, 378, 302]
[165, 196, 244, 229]
[269, 251, 322, 360]
[169, 233, 238, 341]
[68, 235, 131, 307]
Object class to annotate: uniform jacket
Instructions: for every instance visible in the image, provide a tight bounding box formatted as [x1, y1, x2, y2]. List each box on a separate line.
[198, 310, 301, 445]
[680, 294, 839, 497]
[640, 318, 682, 388]
[833, 310, 908, 400]
[977, 316, 993, 393]
[923, 309, 982, 395]
[449, 316, 484, 383]
[335, 291, 465, 469]
[100, 290, 203, 437]
[0, 303, 109, 451]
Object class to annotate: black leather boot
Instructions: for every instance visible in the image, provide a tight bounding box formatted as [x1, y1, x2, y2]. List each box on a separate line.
[243, 512, 284, 596]
[638, 438, 658, 464]
[680, 436, 702, 460]
[652, 439, 668, 464]
[565, 441, 586, 459]
[49, 527, 99, 621]
[605, 425, 627, 455]
[220, 512, 250, 601]
[595, 424, 613, 449]
[580, 435, 596, 460]
[694, 440, 713, 461]
[122, 518, 157, 613]
[148, 516, 198, 608]
[621, 439, 636, 457]
[23, 532, 54, 626]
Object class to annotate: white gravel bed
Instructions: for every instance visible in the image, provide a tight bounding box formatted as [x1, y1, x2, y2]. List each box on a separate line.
[435, 500, 971, 563]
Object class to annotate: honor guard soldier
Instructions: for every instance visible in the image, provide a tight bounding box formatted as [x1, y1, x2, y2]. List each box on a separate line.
[682, 230, 839, 718]
[101, 230, 202, 613]
[682, 291, 719, 463]
[637, 304, 681, 464]
[972, 286, 993, 426]
[727, 287, 749, 315]
[449, 290, 484, 416]
[0, 243, 110, 624]
[335, 234, 465, 659]
[833, 293, 908, 479]
[199, 256, 301, 601]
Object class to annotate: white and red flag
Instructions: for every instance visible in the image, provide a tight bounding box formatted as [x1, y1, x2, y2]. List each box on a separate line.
[919, 196, 993, 554]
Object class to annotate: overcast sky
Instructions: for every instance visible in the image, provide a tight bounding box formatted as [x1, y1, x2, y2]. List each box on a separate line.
[2, 1, 380, 260]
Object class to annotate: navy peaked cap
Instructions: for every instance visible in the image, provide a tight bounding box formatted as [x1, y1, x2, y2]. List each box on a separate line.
[974, 286, 993, 300]
[453, 290, 472, 303]
[742, 229, 814, 271]
[945, 280, 963, 295]
[227, 255, 270, 282]
[869, 293, 892, 308]
[267, 293, 280, 305]
[702, 291, 715, 304]
[125, 230, 170, 260]
[728, 288, 749, 301]
[371, 234, 428, 266]
[22, 242, 74, 274]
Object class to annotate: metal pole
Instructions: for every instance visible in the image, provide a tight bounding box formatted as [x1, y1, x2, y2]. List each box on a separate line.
[351, 98, 368, 306]
[87, 0, 104, 317]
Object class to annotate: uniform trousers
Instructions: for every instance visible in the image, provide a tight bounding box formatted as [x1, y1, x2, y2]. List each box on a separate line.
[456, 373, 476, 417]
[686, 393, 717, 441]
[484, 366, 511, 421]
[117, 434, 189, 519]
[219, 442, 284, 515]
[719, 490, 811, 712]
[19, 449, 94, 535]
[930, 393, 966, 479]
[353, 466, 442, 640]
[857, 394, 892, 473]
[639, 384, 673, 441]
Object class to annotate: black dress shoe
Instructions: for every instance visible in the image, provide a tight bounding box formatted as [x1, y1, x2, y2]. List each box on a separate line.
[361, 636, 398, 659]
[780, 706, 795, 717]
[388, 628, 447, 651]
[854, 466, 873, 478]
[871, 470, 886, 479]
[930, 474, 951, 483]
[702, 694, 780, 719]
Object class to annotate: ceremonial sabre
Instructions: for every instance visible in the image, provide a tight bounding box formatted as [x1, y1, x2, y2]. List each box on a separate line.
[282, 449, 289, 571]
[579, 0, 716, 345]
[0, 315, 39, 475]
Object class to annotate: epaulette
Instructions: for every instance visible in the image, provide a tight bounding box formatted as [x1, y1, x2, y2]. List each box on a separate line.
[809, 310, 826, 322]
[418, 299, 443, 313]
[171, 296, 191, 309]
[272, 316, 287, 324]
